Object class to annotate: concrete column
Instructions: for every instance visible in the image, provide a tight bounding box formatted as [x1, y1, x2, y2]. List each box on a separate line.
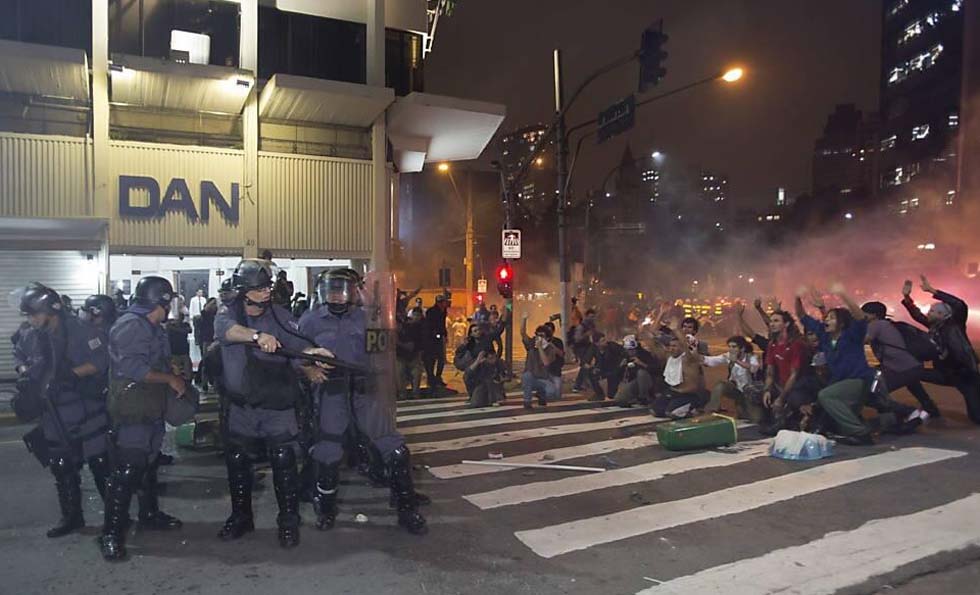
[92, 0, 110, 289]
[240, 0, 259, 258]
[368, 0, 389, 272]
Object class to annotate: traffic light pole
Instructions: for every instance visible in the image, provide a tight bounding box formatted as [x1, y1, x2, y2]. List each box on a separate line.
[498, 170, 516, 377]
[554, 49, 571, 347]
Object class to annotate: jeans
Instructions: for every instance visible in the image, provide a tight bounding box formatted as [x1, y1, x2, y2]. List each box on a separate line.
[652, 388, 709, 418]
[882, 365, 938, 413]
[522, 372, 559, 405]
[423, 344, 446, 387]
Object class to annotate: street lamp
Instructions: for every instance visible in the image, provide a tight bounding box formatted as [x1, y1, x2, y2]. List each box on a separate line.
[437, 163, 475, 312]
[722, 67, 744, 83]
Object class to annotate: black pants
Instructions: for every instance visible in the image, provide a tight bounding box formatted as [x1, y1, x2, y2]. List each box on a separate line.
[921, 367, 980, 424]
[652, 389, 709, 417]
[588, 369, 622, 399]
[882, 366, 938, 412]
[423, 344, 446, 387]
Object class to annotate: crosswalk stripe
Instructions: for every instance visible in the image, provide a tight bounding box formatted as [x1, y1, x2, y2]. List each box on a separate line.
[515, 447, 966, 558]
[399, 400, 612, 424]
[409, 415, 664, 455]
[397, 396, 467, 406]
[397, 400, 469, 413]
[401, 406, 638, 436]
[427, 422, 754, 480]
[636, 492, 980, 595]
[464, 441, 771, 510]
[428, 434, 660, 479]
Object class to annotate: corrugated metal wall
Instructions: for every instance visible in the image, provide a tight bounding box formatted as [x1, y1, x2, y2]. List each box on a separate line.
[0, 251, 100, 379]
[0, 133, 93, 218]
[109, 141, 244, 253]
[258, 152, 373, 256]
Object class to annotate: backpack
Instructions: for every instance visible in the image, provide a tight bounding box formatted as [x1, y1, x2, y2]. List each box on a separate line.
[891, 321, 940, 362]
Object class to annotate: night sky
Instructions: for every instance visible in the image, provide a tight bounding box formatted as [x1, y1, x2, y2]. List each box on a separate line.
[425, 0, 883, 209]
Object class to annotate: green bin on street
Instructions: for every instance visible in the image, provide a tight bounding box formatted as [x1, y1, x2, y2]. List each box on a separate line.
[657, 413, 738, 451]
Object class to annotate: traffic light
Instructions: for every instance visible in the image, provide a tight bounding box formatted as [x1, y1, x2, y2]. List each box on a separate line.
[496, 263, 513, 299]
[638, 24, 668, 93]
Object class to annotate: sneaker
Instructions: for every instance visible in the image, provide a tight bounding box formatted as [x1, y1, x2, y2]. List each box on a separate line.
[536, 394, 548, 407]
[523, 402, 533, 410]
[571, 387, 582, 393]
[905, 409, 924, 423]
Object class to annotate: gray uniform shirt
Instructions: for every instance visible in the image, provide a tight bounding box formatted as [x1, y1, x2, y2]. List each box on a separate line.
[214, 302, 310, 395]
[110, 312, 171, 382]
[298, 305, 369, 371]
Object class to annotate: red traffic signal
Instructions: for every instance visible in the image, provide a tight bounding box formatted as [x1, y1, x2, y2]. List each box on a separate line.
[496, 264, 514, 299]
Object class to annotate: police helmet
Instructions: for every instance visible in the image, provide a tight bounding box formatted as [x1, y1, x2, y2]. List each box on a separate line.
[15, 283, 63, 316]
[218, 277, 237, 304]
[82, 294, 117, 324]
[133, 276, 175, 311]
[232, 259, 275, 293]
[315, 268, 362, 314]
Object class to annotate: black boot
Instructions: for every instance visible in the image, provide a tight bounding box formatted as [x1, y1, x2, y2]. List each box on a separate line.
[270, 446, 300, 549]
[99, 464, 143, 562]
[312, 462, 340, 531]
[388, 446, 428, 535]
[218, 448, 254, 541]
[137, 459, 182, 530]
[47, 457, 84, 538]
[88, 454, 110, 503]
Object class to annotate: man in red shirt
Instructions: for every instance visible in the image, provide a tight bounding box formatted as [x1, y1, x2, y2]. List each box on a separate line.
[761, 310, 820, 435]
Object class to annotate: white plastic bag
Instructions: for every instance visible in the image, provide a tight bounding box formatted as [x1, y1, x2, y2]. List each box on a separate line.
[769, 430, 834, 461]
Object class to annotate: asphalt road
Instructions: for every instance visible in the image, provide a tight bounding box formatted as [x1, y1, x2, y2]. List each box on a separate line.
[2, 367, 980, 595]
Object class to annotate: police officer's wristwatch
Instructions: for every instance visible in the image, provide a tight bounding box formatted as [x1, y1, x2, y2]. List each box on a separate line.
[252, 331, 262, 342]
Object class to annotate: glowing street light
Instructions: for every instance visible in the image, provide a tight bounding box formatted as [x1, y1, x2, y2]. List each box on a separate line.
[437, 163, 450, 172]
[651, 151, 662, 159]
[722, 67, 744, 83]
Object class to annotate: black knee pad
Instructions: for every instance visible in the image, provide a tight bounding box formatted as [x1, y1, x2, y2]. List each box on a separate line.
[49, 455, 81, 476]
[269, 444, 297, 469]
[226, 433, 265, 459]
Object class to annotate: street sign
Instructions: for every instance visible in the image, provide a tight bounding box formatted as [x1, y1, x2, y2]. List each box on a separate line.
[502, 229, 522, 259]
[477, 278, 488, 294]
[597, 95, 636, 143]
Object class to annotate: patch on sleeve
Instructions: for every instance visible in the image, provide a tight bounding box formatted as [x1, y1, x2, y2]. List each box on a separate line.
[88, 337, 102, 350]
[289, 320, 299, 331]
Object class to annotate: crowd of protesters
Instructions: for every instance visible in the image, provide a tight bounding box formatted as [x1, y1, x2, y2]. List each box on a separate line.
[559, 275, 979, 446]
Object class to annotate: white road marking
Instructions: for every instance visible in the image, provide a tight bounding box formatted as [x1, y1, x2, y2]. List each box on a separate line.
[401, 406, 638, 436]
[465, 441, 771, 510]
[515, 447, 966, 558]
[637, 492, 980, 595]
[398, 398, 594, 421]
[409, 415, 664, 455]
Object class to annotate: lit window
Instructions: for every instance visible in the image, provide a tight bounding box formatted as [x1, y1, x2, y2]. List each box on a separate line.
[889, 0, 909, 17]
[912, 124, 930, 140]
[881, 135, 897, 150]
[949, 113, 959, 128]
[910, 197, 920, 208]
[841, 188, 853, 194]
[946, 190, 956, 205]
[952, 0, 962, 11]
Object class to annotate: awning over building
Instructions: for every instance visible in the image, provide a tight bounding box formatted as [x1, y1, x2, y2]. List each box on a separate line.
[0, 217, 106, 251]
[387, 92, 506, 172]
[0, 40, 89, 102]
[109, 54, 254, 115]
[258, 74, 394, 127]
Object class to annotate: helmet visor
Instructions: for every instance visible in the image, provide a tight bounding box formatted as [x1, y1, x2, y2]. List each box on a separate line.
[318, 277, 355, 305]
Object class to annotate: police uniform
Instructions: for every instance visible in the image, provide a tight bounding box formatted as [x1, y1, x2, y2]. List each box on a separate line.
[214, 270, 311, 548]
[11, 285, 111, 539]
[299, 268, 427, 535]
[100, 277, 183, 562]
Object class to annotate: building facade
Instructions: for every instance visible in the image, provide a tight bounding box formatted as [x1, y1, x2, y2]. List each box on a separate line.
[879, 0, 971, 213]
[0, 0, 504, 377]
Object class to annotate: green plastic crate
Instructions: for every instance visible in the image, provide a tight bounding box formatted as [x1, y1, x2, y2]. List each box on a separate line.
[656, 413, 738, 451]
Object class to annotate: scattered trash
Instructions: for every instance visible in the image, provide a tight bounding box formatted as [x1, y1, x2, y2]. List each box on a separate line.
[354, 513, 369, 524]
[488, 452, 504, 460]
[598, 455, 620, 468]
[643, 577, 664, 584]
[629, 491, 650, 504]
[769, 430, 834, 460]
[541, 454, 555, 461]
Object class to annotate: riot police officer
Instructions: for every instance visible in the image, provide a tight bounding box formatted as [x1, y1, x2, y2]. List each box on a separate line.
[11, 283, 111, 538]
[299, 268, 427, 535]
[80, 294, 118, 334]
[214, 259, 330, 549]
[100, 276, 185, 561]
